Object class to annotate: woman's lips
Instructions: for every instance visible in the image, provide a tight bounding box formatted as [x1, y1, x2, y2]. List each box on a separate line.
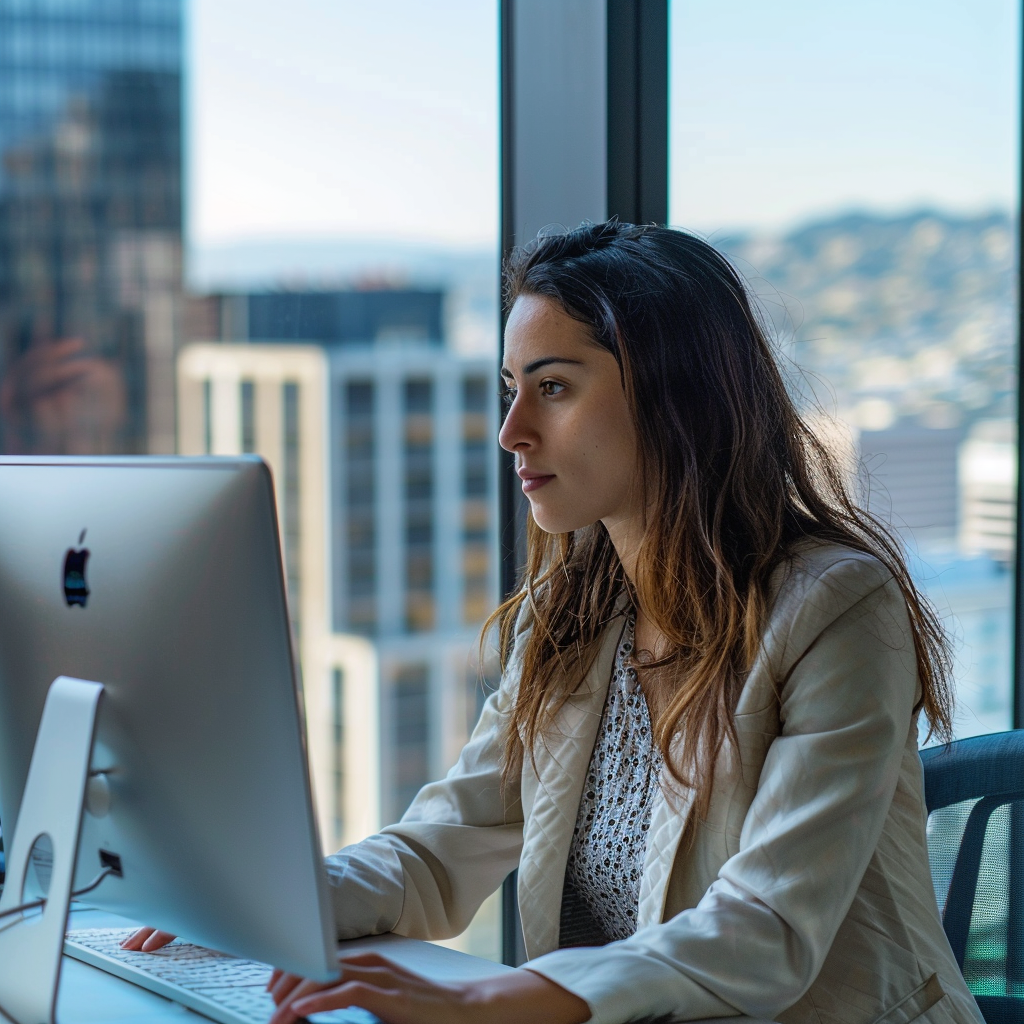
[521, 474, 555, 493]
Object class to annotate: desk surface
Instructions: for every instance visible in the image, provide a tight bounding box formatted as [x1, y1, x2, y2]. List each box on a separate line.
[55, 908, 512, 1024]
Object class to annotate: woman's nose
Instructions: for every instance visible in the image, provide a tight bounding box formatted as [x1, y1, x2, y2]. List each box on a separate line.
[498, 394, 531, 453]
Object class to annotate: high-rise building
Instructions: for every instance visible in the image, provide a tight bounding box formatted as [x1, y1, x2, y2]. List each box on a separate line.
[327, 344, 499, 823]
[0, 0, 183, 456]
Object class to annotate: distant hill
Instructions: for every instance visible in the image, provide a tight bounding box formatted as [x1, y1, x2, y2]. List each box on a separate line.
[716, 209, 1015, 426]
[191, 210, 1015, 424]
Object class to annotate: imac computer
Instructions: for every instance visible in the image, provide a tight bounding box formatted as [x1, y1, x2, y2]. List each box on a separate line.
[0, 456, 341, 1021]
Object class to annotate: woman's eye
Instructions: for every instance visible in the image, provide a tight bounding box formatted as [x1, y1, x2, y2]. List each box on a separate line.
[499, 386, 517, 408]
[539, 380, 565, 397]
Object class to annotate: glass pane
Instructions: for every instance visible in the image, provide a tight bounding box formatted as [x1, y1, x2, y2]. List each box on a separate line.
[181, 1, 502, 960]
[670, 0, 1019, 738]
[0, 0, 501, 960]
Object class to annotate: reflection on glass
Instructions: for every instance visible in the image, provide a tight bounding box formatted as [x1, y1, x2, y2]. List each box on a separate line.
[0, 0, 183, 455]
[671, 1, 1018, 737]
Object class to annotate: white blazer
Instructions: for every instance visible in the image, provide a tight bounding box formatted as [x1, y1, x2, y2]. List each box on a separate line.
[324, 542, 983, 1024]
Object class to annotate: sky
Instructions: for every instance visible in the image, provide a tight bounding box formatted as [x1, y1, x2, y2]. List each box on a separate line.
[188, 0, 1019, 250]
[188, 0, 499, 248]
[670, 0, 1020, 233]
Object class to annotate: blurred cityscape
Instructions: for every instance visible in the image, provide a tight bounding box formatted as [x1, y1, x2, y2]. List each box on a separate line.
[0, 0, 1016, 957]
[722, 210, 1015, 738]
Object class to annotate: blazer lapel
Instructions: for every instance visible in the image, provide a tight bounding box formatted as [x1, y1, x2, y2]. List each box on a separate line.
[517, 612, 627, 958]
[637, 775, 696, 929]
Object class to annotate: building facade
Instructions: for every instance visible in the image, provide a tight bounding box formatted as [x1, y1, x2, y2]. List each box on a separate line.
[0, 0, 183, 455]
[328, 344, 499, 823]
[176, 337, 500, 846]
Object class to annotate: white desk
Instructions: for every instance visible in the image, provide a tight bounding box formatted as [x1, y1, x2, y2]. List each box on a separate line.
[54, 907, 512, 1024]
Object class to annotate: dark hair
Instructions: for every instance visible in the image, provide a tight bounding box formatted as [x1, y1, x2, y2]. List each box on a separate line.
[488, 220, 953, 816]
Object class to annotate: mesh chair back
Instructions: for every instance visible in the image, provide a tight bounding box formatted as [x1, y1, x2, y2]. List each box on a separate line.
[922, 731, 1024, 1024]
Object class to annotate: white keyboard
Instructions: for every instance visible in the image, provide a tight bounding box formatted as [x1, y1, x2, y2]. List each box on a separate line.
[64, 928, 380, 1024]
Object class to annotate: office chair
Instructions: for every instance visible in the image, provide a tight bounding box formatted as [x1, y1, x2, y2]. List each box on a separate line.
[922, 730, 1024, 1024]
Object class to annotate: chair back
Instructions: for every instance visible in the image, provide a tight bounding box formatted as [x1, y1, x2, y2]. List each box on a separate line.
[922, 730, 1024, 1024]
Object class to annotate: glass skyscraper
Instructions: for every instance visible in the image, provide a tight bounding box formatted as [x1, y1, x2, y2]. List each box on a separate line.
[0, 0, 182, 455]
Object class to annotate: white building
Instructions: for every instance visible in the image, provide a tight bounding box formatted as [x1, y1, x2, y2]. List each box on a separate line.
[177, 343, 380, 853]
[959, 419, 1015, 564]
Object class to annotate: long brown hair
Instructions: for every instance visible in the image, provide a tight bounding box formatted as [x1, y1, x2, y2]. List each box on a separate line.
[488, 220, 953, 817]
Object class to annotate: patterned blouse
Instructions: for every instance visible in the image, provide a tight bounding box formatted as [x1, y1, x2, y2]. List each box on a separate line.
[559, 614, 664, 947]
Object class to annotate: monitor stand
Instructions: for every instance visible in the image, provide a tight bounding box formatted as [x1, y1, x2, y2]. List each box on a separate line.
[0, 677, 104, 1024]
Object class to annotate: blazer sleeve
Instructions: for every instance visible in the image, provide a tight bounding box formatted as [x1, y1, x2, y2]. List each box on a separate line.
[525, 559, 920, 1024]
[324, 637, 526, 941]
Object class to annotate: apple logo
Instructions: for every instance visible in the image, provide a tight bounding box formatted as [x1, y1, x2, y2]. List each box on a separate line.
[63, 529, 90, 608]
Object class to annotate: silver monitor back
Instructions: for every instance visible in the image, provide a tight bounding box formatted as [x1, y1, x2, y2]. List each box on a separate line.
[0, 456, 338, 981]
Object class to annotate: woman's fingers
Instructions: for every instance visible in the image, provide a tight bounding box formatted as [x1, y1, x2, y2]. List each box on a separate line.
[269, 954, 473, 1024]
[120, 927, 154, 950]
[141, 930, 177, 952]
[269, 952, 417, 1005]
[119, 927, 176, 951]
[290, 981, 395, 1019]
[267, 970, 309, 1006]
[268, 976, 344, 1024]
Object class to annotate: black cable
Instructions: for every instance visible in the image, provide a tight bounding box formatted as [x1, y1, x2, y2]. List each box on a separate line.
[0, 894, 44, 922]
[0, 866, 115, 923]
[69, 866, 115, 899]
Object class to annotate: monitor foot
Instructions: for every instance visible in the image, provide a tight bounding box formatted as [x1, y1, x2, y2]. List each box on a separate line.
[0, 677, 104, 1024]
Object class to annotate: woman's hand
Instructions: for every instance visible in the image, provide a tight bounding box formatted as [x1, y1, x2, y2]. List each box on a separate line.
[266, 952, 591, 1024]
[120, 927, 176, 952]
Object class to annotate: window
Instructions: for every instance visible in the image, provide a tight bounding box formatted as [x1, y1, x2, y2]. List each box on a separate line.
[332, 667, 344, 838]
[240, 380, 255, 453]
[670, 0, 1019, 737]
[1, 0, 499, 963]
[342, 380, 377, 633]
[389, 663, 430, 824]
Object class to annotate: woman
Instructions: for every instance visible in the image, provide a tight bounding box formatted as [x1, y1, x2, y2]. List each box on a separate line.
[130, 221, 981, 1024]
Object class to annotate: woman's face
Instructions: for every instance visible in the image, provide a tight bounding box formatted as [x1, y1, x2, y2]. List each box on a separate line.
[499, 294, 641, 540]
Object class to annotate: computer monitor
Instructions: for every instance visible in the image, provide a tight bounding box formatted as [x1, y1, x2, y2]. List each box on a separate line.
[0, 455, 338, 982]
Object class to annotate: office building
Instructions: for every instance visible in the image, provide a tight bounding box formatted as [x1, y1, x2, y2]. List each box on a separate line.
[0, 0, 183, 455]
[327, 343, 499, 823]
[959, 419, 1015, 564]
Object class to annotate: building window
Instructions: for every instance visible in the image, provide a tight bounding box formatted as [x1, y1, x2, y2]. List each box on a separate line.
[344, 380, 376, 634]
[404, 378, 434, 632]
[390, 663, 430, 822]
[332, 667, 344, 840]
[240, 379, 255, 453]
[202, 379, 212, 454]
[462, 375, 492, 623]
[669, 3, 1018, 737]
